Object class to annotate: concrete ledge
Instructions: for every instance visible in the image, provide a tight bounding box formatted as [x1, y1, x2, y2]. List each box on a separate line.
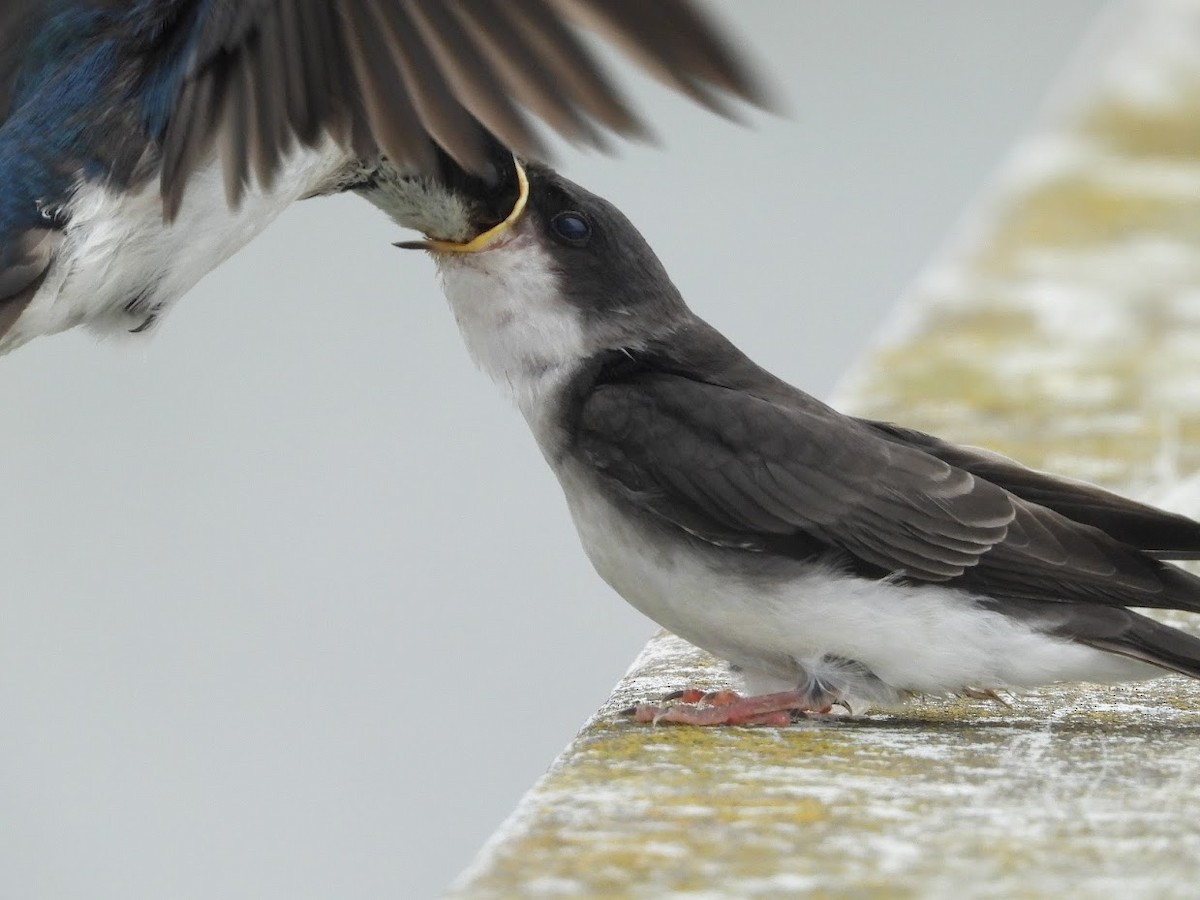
[453, 633, 1200, 898]
[450, 3, 1200, 896]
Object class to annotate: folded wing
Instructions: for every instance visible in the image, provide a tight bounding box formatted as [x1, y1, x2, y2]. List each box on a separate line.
[575, 372, 1200, 613]
[864, 419, 1200, 557]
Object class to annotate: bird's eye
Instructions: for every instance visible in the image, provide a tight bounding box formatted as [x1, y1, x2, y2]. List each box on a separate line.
[550, 211, 591, 245]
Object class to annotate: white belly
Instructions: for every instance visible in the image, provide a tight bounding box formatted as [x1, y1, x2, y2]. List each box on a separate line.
[2, 143, 346, 353]
[558, 463, 1162, 709]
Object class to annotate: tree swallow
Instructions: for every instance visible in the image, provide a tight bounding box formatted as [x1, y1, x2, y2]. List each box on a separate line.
[0, 1, 767, 354]
[401, 158, 1200, 725]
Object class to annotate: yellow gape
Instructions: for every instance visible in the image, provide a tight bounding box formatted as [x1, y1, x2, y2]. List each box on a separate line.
[396, 159, 529, 253]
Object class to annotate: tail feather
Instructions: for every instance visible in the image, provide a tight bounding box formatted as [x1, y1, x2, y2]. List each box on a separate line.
[1083, 612, 1200, 680]
[984, 597, 1200, 679]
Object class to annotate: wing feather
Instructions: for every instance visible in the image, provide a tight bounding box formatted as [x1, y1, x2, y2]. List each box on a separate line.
[339, 1, 437, 176]
[865, 419, 1200, 556]
[365, 0, 492, 173]
[151, 0, 769, 214]
[575, 372, 1200, 612]
[446, 0, 606, 146]
[403, 0, 544, 158]
[578, 376, 1017, 582]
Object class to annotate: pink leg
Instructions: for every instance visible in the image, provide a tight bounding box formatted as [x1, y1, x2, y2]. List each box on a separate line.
[628, 690, 828, 727]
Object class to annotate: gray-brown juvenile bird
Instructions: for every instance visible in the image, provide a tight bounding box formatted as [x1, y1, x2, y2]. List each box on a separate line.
[401, 158, 1200, 724]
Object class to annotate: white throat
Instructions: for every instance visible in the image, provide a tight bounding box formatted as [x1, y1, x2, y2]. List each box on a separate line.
[436, 231, 587, 430]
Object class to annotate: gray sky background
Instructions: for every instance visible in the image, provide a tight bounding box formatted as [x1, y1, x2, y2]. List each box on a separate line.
[0, 3, 1110, 897]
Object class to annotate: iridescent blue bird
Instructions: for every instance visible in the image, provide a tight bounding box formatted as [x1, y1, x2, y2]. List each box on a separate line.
[0, 1, 767, 351]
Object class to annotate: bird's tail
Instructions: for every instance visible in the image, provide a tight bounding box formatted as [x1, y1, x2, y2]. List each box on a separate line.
[1082, 608, 1200, 680]
[985, 596, 1200, 679]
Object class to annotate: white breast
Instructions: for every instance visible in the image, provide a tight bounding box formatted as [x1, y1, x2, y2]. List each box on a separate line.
[556, 462, 1163, 709]
[436, 230, 587, 438]
[2, 141, 347, 353]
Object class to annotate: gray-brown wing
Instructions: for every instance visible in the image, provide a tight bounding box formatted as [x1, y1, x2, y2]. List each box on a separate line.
[576, 375, 1200, 611]
[577, 375, 1017, 581]
[157, 0, 770, 216]
[863, 419, 1200, 557]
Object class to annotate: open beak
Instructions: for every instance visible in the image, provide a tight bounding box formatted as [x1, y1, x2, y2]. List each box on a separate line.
[395, 158, 529, 254]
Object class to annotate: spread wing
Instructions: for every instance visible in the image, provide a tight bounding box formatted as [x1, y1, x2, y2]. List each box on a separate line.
[144, 0, 770, 216]
[575, 373, 1200, 612]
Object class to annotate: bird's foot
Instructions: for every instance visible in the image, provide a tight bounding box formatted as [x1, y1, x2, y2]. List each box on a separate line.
[624, 689, 824, 726]
[961, 687, 1012, 708]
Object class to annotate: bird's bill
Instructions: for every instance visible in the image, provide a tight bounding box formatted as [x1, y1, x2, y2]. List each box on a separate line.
[395, 158, 529, 254]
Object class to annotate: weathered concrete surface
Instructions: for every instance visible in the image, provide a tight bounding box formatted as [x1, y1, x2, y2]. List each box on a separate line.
[449, 3, 1200, 897]
[453, 634, 1200, 899]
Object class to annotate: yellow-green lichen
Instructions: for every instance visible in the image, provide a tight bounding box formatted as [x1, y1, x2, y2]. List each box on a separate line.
[842, 275, 1200, 485]
[977, 176, 1200, 275]
[1082, 83, 1200, 160]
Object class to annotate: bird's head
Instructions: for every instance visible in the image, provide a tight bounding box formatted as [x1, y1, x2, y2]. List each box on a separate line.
[397, 157, 688, 367]
[394, 157, 690, 411]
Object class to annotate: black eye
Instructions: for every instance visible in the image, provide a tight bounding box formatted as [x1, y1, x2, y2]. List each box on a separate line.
[550, 211, 591, 245]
